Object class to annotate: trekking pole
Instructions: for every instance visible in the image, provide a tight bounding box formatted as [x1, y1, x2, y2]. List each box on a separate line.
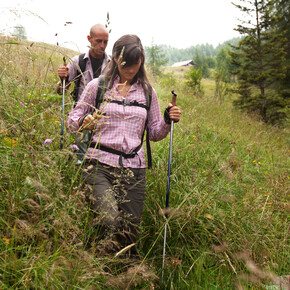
[162, 90, 177, 280]
[60, 56, 66, 149]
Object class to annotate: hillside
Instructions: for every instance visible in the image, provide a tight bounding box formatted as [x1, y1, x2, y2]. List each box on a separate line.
[0, 38, 289, 289]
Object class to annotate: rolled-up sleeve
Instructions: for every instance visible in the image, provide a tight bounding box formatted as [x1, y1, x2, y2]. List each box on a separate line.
[147, 88, 171, 142]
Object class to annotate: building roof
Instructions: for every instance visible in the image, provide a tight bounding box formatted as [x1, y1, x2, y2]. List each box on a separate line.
[172, 60, 194, 67]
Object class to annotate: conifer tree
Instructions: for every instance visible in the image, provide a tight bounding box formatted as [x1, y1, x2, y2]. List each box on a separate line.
[145, 42, 168, 76]
[194, 50, 210, 78]
[274, 0, 290, 101]
[216, 47, 233, 83]
[230, 0, 288, 124]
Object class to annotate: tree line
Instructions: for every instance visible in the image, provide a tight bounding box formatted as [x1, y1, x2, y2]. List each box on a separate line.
[145, 37, 241, 66]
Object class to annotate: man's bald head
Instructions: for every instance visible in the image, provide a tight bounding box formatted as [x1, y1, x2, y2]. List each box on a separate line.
[90, 24, 108, 37]
[87, 24, 109, 58]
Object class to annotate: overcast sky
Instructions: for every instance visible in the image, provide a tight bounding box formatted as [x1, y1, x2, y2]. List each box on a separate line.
[0, 0, 241, 53]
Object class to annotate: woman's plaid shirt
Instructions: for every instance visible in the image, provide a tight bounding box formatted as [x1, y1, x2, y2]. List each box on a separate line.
[66, 76, 171, 168]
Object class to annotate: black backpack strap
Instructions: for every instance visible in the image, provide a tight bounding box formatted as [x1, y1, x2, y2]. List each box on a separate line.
[90, 81, 153, 168]
[108, 99, 149, 109]
[89, 144, 142, 167]
[95, 75, 106, 110]
[72, 53, 86, 104]
[145, 91, 152, 169]
[143, 84, 152, 169]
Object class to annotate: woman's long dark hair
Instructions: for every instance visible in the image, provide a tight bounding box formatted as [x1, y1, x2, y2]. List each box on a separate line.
[104, 34, 152, 95]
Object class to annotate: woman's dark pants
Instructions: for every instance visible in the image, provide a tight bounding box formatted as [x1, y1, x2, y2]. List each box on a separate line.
[82, 162, 146, 256]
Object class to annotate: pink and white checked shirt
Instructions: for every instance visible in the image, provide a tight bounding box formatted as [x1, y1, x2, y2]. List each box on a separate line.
[66, 76, 171, 168]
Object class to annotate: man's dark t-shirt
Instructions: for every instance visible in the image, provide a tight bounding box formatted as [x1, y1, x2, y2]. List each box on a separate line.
[90, 55, 104, 78]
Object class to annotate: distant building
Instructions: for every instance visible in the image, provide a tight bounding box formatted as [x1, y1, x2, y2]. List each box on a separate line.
[172, 60, 194, 67]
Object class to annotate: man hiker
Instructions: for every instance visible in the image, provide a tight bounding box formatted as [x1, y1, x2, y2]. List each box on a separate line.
[56, 23, 110, 103]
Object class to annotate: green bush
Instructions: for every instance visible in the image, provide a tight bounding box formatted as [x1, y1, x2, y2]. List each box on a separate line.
[184, 67, 204, 96]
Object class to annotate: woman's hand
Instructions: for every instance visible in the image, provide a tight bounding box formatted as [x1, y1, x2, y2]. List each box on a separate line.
[78, 111, 104, 131]
[167, 103, 181, 123]
[79, 114, 95, 130]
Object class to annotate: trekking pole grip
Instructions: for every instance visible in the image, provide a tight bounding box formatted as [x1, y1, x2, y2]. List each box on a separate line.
[171, 90, 177, 106]
[63, 56, 66, 66]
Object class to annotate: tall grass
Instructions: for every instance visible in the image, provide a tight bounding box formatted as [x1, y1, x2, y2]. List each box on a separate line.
[0, 38, 289, 289]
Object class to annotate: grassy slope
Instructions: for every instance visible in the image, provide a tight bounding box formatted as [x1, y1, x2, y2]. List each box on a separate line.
[144, 73, 289, 288]
[0, 39, 289, 289]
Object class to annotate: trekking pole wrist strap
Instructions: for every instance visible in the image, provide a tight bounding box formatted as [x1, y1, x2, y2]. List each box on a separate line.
[78, 113, 90, 127]
[164, 107, 171, 124]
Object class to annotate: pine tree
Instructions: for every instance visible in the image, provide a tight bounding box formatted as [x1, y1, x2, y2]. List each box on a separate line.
[193, 50, 210, 78]
[214, 47, 234, 102]
[274, 0, 290, 101]
[145, 43, 168, 76]
[216, 47, 233, 83]
[230, 0, 288, 125]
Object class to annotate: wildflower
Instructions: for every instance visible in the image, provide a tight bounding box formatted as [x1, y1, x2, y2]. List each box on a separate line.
[20, 101, 26, 107]
[43, 139, 52, 145]
[258, 162, 261, 165]
[205, 213, 214, 220]
[202, 170, 206, 173]
[169, 258, 182, 266]
[253, 160, 256, 163]
[2, 137, 17, 147]
[70, 144, 79, 151]
[259, 187, 262, 190]
[192, 135, 196, 138]
[2, 237, 10, 245]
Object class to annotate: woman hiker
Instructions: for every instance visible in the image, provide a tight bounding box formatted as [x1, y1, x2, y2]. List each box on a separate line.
[65, 34, 181, 258]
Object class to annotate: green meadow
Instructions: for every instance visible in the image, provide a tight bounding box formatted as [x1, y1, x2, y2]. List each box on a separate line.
[0, 37, 289, 289]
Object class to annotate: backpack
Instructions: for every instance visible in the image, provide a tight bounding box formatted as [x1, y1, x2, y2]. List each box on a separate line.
[89, 75, 153, 169]
[71, 53, 87, 103]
